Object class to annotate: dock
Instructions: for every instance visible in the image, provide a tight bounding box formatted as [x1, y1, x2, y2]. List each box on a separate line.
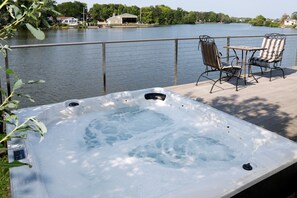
[166, 66, 297, 141]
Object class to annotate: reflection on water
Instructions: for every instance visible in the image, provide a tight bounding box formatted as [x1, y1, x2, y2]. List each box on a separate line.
[3, 24, 297, 107]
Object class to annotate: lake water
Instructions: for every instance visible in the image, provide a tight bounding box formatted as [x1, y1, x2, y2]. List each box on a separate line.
[3, 23, 297, 107]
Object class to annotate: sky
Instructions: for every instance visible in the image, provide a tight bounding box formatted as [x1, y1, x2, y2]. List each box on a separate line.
[56, 0, 297, 19]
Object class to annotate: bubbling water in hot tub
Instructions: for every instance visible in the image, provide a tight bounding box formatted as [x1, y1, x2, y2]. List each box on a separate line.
[84, 106, 172, 149]
[129, 131, 236, 168]
[81, 104, 238, 169]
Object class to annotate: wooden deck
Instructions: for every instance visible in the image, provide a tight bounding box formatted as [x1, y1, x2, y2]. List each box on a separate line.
[166, 66, 297, 141]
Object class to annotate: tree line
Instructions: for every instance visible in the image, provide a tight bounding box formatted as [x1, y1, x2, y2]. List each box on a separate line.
[248, 12, 297, 28]
[89, 4, 235, 24]
[56, 2, 235, 24]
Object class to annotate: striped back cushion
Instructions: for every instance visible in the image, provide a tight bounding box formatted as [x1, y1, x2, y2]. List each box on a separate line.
[259, 34, 286, 62]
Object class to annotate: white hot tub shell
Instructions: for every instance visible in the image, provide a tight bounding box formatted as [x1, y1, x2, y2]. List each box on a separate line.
[8, 88, 297, 198]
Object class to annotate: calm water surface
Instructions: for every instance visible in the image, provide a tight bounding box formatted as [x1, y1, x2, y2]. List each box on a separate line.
[4, 23, 297, 107]
[10, 23, 297, 44]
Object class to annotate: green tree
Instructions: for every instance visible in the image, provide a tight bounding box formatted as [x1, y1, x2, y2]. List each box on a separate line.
[173, 8, 185, 24]
[209, 12, 218, 22]
[249, 15, 266, 26]
[182, 12, 196, 24]
[141, 6, 154, 24]
[157, 5, 172, 25]
[127, 5, 140, 16]
[89, 4, 103, 21]
[249, 15, 280, 27]
[291, 12, 297, 20]
[57, 1, 86, 19]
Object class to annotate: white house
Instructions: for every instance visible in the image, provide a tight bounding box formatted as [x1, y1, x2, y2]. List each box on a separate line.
[57, 17, 79, 26]
[106, 13, 137, 25]
[284, 18, 297, 26]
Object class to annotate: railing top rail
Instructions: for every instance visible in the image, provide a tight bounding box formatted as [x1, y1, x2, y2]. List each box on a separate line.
[10, 33, 297, 49]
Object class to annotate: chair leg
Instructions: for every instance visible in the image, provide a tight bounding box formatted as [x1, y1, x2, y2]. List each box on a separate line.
[219, 71, 222, 84]
[276, 67, 285, 79]
[236, 76, 239, 91]
[210, 78, 221, 93]
[196, 71, 208, 86]
[280, 68, 285, 79]
[249, 66, 258, 83]
[270, 68, 272, 81]
[248, 65, 251, 77]
[236, 69, 242, 91]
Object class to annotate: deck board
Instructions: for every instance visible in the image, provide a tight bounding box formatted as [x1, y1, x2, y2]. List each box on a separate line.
[166, 66, 297, 141]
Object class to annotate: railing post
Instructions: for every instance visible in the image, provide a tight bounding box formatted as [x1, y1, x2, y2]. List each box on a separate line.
[174, 39, 178, 85]
[226, 37, 230, 63]
[4, 49, 11, 97]
[102, 43, 107, 94]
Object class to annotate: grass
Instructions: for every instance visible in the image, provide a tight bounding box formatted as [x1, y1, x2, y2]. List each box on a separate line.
[0, 154, 10, 198]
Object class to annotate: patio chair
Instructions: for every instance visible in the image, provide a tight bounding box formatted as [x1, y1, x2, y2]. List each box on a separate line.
[249, 33, 286, 81]
[196, 35, 241, 93]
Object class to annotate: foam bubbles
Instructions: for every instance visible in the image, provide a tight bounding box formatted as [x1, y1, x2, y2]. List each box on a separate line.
[83, 106, 173, 148]
[129, 129, 235, 168]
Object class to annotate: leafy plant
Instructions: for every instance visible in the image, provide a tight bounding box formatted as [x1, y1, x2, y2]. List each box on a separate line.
[0, 1, 58, 197]
[0, 76, 47, 166]
[0, 0, 57, 168]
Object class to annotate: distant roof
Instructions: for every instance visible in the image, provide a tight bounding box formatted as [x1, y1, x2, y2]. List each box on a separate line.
[107, 13, 138, 20]
[119, 13, 137, 18]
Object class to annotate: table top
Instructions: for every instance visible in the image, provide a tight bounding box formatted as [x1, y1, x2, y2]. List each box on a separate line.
[224, 45, 266, 51]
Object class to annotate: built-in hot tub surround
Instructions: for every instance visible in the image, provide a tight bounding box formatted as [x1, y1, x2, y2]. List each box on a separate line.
[8, 88, 297, 198]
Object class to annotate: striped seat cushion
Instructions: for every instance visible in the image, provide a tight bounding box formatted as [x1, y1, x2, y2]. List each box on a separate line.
[249, 57, 270, 67]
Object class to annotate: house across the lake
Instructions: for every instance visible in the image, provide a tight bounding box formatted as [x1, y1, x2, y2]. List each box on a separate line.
[57, 17, 79, 26]
[284, 18, 297, 27]
[107, 13, 138, 25]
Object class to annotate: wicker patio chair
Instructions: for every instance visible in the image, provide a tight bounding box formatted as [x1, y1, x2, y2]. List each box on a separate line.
[249, 33, 286, 81]
[196, 35, 241, 93]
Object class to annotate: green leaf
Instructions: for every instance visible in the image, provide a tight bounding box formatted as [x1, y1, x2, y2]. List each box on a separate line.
[6, 100, 19, 109]
[27, 79, 45, 84]
[6, 68, 15, 75]
[13, 79, 24, 90]
[10, 134, 27, 139]
[0, 160, 32, 168]
[15, 125, 32, 133]
[4, 114, 18, 122]
[29, 118, 47, 142]
[25, 23, 45, 40]
[8, 5, 20, 19]
[30, 118, 47, 132]
[42, 18, 50, 28]
[21, 94, 35, 103]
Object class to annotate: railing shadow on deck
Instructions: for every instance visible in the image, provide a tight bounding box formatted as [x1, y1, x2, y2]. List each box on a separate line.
[191, 94, 295, 141]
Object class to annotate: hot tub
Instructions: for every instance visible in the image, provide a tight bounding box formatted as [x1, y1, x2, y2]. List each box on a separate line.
[8, 88, 297, 198]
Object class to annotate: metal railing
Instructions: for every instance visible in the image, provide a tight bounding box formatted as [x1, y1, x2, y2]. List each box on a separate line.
[2, 33, 297, 107]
